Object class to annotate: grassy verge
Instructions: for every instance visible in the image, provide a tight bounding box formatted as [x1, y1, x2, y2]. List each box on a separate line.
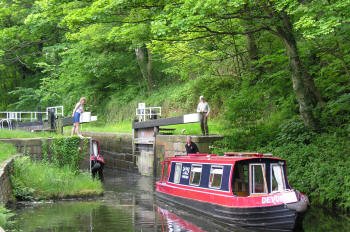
[0, 142, 16, 163]
[80, 120, 132, 133]
[160, 120, 223, 135]
[11, 157, 103, 200]
[0, 129, 57, 138]
[65, 119, 224, 135]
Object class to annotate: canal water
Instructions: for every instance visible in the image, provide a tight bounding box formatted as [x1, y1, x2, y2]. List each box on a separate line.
[4, 169, 350, 232]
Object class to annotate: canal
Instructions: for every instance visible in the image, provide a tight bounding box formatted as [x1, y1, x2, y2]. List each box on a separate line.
[4, 169, 350, 232]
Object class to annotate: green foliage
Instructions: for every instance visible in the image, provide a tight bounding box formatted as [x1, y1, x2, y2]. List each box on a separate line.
[1, 0, 349, 210]
[0, 142, 16, 163]
[274, 118, 316, 145]
[43, 137, 87, 171]
[265, 135, 350, 209]
[0, 205, 13, 228]
[11, 157, 103, 200]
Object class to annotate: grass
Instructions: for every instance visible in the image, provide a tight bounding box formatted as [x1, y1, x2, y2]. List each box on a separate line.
[0, 129, 57, 138]
[80, 120, 132, 133]
[65, 119, 224, 135]
[0, 142, 16, 163]
[160, 120, 224, 135]
[62, 120, 132, 134]
[0, 205, 13, 228]
[11, 157, 103, 200]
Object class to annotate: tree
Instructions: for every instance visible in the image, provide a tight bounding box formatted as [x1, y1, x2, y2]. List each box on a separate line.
[150, 0, 327, 130]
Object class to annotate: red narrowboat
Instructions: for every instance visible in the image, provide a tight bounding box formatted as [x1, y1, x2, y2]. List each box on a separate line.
[156, 152, 309, 231]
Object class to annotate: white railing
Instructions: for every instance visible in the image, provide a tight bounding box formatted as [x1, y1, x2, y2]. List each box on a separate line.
[0, 106, 64, 122]
[135, 104, 161, 122]
[0, 111, 47, 122]
[46, 106, 64, 117]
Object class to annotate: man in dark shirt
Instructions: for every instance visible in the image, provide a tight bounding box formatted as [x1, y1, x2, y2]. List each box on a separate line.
[185, 136, 199, 154]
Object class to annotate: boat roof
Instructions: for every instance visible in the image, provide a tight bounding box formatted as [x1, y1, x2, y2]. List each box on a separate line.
[168, 152, 284, 165]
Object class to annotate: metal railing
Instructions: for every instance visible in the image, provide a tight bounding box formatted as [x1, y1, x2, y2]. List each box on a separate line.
[0, 106, 64, 122]
[0, 111, 47, 122]
[0, 119, 13, 130]
[46, 106, 64, 117]
[135, 106, 161, 122]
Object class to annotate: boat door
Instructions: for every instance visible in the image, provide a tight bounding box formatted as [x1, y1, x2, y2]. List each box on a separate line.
[249, 163, 268, 195]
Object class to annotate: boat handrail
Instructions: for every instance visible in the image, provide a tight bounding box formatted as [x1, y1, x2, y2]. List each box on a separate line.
[188, 153, 217, 157]
[224, 152, 273, 157]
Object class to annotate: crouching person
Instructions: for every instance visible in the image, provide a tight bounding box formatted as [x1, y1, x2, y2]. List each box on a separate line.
[90, 140, 105, 181]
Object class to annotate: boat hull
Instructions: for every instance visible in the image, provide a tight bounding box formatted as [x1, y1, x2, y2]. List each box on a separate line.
[156, 191, 301, 231]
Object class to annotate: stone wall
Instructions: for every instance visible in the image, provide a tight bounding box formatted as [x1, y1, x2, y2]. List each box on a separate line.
[0, 138, 91, 171]
[0, 134, 135, 171]
[155, 135, 223, 176]
[0, 157, 15, 205]
[82, 132, 136, 170]
[0, 138, 45, 159]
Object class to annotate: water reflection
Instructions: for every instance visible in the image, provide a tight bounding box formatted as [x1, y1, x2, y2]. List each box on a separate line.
[5, 169, 350, 232]
[156, 207, 206, 232]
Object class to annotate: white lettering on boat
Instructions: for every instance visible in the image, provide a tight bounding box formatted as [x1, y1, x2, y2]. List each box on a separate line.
[262, 195, 282, 204]
[262, 191, 298, 204]
[181, 167, 190, 179]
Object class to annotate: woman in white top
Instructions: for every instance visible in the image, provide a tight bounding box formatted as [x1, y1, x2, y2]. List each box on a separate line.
[71, 97, 86, 136]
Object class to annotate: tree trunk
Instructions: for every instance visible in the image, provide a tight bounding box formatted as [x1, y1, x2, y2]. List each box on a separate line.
[246, 29, 263, 84]
[276, 13, 320, 131]
[135, 46, 153, 93]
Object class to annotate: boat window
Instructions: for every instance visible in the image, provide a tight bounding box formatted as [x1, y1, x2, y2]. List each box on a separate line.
[174, 163, 182, 184]
[271, 163, 286, 192]
[209, 165, 223, 189]
[190, 164, 202, 186]
[232, 163, 249, 196]
[249, 164, 268, 194]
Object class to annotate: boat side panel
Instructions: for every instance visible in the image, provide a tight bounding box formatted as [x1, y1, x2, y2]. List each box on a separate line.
[157, 182, 298, 208]
[156, 191, 297, 231]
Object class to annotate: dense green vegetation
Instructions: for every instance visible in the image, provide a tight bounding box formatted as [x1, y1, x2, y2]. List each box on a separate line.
[10, 137, 102, 200]
[42, 136, 88, 170]
[11, 157, 103, 200]
[0, 137, 102, 201]
[0, 141, 16, 162]
[1, 0, 349, 209]
[0, 205, 13, 228]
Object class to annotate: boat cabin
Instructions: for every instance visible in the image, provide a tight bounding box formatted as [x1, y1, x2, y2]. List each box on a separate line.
[161, 152, 290, 196]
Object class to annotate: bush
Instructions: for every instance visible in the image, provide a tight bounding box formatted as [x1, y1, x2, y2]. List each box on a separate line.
[0, 205, 13, 228]
[274, 118, 316, 145]
[265, 134, 350, 209]
[11, 157, 103, 200]
[43, 137, 88, 171]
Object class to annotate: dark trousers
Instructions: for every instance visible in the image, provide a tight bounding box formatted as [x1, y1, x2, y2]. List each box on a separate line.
[91, 161, 104, 182]
[200, 112, 209, 135]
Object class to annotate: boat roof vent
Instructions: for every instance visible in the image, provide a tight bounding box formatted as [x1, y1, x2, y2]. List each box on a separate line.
[188, 153, 217, 157]
[224, 152, 272, 157]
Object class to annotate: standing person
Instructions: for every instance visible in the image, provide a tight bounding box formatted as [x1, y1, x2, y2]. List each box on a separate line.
[197, 95, 210, 135]
[71, 97, 86, 136]
[185, 136, 199, 155]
